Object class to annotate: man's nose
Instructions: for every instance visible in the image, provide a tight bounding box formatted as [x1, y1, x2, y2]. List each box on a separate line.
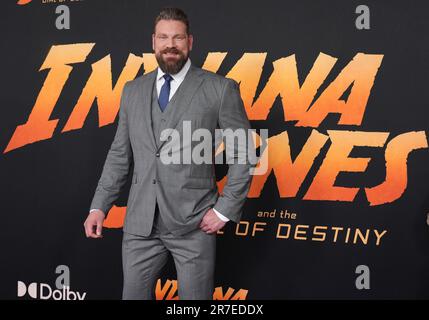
[166, 37, 176, 47]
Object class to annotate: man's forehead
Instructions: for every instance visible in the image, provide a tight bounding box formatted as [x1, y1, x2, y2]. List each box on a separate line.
[155, 20, 187, 34]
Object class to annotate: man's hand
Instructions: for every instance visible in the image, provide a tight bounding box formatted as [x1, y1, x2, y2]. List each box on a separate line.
[84, 210, 106, 238]
[199, 208, 226, 234]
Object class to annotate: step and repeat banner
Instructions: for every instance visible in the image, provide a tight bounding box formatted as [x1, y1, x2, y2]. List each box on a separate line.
[1, 0, 429, 300]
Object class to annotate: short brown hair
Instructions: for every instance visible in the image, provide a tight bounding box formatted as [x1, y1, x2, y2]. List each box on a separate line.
[154, 7, 190, 35]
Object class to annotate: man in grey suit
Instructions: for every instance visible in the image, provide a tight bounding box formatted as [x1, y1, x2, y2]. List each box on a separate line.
[83, 7, 254, 300]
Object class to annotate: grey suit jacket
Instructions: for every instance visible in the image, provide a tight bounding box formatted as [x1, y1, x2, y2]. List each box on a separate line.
[89, 64, 254, 236]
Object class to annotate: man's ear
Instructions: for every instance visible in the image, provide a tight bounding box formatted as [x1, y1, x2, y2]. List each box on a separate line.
[188, 34, 193, 51]
[152, 34, 155, 51]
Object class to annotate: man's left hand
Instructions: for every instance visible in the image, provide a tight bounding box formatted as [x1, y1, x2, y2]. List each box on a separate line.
[199, 208, 226, 234]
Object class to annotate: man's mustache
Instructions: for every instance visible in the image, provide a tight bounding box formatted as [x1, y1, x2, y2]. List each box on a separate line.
[162, 48, 180, 54]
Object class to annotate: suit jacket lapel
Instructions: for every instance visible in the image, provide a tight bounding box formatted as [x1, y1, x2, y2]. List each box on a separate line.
[140, 69, 158, 151]
[138, 64, 205, 153]
[157, 64, 205, 152]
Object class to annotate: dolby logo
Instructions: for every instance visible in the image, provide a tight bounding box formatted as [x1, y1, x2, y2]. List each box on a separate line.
[17, 265, 86, 300]
[17, 282, 86, 300]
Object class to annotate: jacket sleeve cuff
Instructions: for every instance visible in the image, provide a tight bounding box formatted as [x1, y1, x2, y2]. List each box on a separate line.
[212, 208, 230, 222]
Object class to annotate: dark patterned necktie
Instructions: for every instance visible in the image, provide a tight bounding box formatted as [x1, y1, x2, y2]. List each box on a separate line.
[158, 74, 173, 112]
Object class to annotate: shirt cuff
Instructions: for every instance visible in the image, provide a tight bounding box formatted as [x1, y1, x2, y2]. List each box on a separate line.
[213, 208, 230, 222]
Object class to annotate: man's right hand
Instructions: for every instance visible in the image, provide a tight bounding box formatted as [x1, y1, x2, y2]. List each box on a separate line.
[84, 209, 106, 239]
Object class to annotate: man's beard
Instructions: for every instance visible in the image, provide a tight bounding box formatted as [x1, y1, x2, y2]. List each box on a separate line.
[155, 48, 188, 74]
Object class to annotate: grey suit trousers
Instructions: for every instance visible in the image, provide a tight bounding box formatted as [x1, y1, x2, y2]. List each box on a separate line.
[122, 203, 216, 300]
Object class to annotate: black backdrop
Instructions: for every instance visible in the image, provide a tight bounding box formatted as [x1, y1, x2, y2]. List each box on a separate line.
[1, 0, 429, 299]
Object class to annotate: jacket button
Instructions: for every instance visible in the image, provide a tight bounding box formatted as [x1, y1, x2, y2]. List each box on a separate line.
[152, 179, 156, 184]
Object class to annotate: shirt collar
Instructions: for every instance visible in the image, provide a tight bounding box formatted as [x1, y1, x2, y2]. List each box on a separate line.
[157, 57, 192, 82]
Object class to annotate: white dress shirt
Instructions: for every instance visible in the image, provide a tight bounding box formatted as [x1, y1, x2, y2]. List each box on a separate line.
[91, 57, 229, 223]
[155, 57, 191, 100]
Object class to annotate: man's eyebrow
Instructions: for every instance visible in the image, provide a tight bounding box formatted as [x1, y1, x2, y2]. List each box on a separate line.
[156, 33, 186, 37]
